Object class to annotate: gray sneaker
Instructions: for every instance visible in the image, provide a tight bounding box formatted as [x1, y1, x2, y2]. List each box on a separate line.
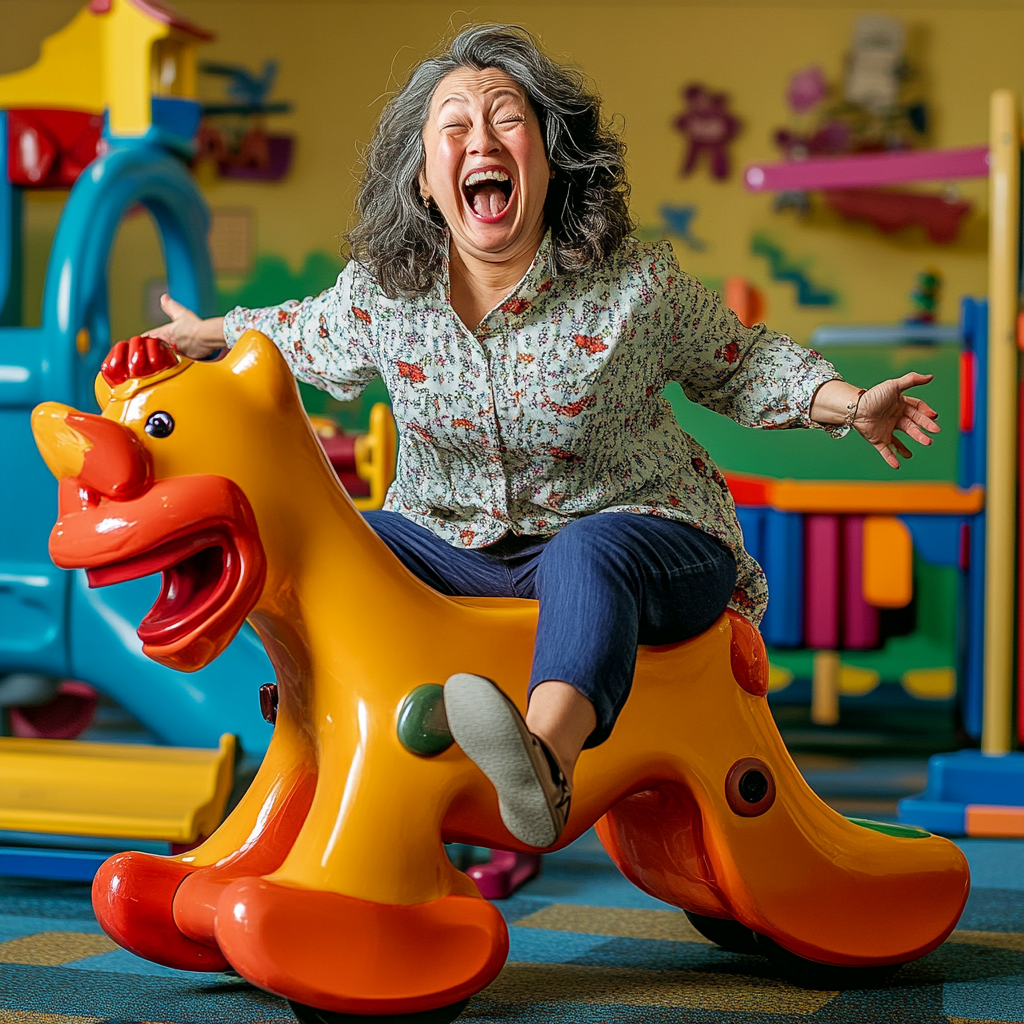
[444, 673, 572, 849]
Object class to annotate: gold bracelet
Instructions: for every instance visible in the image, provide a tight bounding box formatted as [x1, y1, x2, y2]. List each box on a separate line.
[843, 388, 867, 429]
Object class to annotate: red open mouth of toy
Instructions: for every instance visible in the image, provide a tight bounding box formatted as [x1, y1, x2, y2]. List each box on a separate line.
[51, 476, 266, 671]
[88, 527, 242, 649]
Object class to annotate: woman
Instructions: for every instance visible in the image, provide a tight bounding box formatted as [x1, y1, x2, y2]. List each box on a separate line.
[152, 24, 939, 850]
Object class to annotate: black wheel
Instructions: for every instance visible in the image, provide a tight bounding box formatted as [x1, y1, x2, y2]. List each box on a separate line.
[753, 934, 904, 990]
[684, 910, 760, 956]
[289, 999, 470, 1024]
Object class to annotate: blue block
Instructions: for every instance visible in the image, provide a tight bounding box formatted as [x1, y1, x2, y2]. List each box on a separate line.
[151, 97, 203, 142]
[900, 515, 964, 568]
[0, 846, 106, 882]
[923, 749, 1024, 805]
[962, 513, 986, 740]
[897, 798, 967, 836]
[958, 297, 988, 490]
[735, 506, 765, 566]
[760, 509, 803, 648]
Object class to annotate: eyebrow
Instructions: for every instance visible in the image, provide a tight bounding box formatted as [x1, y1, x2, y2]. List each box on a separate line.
[436, 88, 525, 113]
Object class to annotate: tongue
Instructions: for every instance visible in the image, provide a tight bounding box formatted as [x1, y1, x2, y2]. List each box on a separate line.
[471, 183, 508, 217]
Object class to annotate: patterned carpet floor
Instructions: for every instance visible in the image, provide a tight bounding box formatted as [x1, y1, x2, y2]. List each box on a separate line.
[0, 821, 1022, 1024]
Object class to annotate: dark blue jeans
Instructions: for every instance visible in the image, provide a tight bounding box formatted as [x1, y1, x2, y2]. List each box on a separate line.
[364, 511, 737, 746]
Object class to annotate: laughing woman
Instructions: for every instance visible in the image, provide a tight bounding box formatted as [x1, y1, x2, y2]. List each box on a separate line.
[151, 24, 939, 850]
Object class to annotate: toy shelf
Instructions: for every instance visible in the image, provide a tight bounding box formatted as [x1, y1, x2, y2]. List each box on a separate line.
[744, 146, 988, 193]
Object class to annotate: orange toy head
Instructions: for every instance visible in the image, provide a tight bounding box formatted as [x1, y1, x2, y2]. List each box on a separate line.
[30, 333, 291, 672]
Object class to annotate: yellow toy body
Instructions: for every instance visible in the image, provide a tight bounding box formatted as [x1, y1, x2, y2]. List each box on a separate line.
[31, 332, 969, 1019]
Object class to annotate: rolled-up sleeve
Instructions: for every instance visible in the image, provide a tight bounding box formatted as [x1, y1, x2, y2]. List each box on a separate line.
[222, 264, 379, 402]
[654, 245, 843, 434]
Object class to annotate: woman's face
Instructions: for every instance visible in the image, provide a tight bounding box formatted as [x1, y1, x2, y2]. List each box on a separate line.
[420, 67, 550, 264]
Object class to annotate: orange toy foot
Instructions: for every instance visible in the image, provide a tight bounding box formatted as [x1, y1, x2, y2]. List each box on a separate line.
[214, 877, 509, 1014]
[171, 769, 318, 947]
[92, 852, 228, 971]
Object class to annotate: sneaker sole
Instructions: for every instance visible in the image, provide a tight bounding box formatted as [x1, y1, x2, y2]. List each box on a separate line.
[444, 673, 558, 849]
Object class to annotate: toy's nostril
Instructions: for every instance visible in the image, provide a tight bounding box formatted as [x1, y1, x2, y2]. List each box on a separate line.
[739, 769, 769, 804]
[398, 684, 453, 756]
[259, 683, 278, 725]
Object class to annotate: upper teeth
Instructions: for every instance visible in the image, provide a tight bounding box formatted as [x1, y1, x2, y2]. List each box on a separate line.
[465, 170, 510, 187]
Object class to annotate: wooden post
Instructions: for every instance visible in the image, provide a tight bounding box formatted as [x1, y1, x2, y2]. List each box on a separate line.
[811, 650, 840, 727]
[983, 89, 1020, 755]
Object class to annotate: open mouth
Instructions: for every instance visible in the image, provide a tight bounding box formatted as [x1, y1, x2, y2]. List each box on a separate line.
[48, 473, 267, 671]
[462, 167, 515, 222]
[87, 527, 241, 649]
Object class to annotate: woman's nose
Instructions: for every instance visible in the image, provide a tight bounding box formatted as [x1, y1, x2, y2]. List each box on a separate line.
[466, 122, 500, 155]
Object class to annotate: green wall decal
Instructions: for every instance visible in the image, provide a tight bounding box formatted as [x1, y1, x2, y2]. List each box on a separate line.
[751, 233, 837, 306]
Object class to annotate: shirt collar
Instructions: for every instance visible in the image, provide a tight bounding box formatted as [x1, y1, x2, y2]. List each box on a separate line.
[439, 228, 557, 305]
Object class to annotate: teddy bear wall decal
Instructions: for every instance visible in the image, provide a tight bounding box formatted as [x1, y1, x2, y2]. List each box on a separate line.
[673, 83, 743, 181]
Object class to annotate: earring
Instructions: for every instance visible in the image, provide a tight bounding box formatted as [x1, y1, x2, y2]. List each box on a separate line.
[422, 195, 431, 208]
[549, 170, 555, 179]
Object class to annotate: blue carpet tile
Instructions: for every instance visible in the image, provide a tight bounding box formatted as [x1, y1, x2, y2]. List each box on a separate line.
[1, 829, 1022, 1023]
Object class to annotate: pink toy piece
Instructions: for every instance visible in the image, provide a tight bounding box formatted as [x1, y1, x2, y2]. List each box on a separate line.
[843, 516, 880, 650]
[9, 680, 99, 739]
[316, 432, 371, 498]
[467, 850, 542, 899]
[787, 66, 829, 115]
[805, 514, 840, 650]
[744, 146, 989, 193]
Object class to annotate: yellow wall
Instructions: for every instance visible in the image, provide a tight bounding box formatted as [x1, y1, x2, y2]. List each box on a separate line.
[5, 1, 1024, 339]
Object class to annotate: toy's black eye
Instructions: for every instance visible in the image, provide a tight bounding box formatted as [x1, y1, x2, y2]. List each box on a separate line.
[145, 411, 174, 438]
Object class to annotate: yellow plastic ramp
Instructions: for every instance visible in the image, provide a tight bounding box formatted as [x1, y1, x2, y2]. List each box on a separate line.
[0, 734, 235, 844]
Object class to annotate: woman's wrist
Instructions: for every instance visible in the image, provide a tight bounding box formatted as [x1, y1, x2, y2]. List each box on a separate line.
[199, 316, 226, 347]
[809, 378, 869, 427]
[181, 317, 226, 358]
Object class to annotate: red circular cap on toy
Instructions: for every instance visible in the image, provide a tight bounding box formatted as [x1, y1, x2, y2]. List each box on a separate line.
[729, 611, 770, 697]
[725, 756, 776, 817]
[102, 335, 177, 386]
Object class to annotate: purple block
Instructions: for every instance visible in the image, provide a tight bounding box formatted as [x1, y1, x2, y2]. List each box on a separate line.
[843, 516, 879, 649]
[805, 514, 840, 650]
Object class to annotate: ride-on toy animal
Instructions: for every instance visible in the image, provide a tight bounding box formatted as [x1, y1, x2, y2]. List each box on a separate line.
[31, 333, 969, 1022]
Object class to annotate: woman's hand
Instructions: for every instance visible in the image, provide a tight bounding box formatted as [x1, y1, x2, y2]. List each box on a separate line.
[810, 374, 940, 469]
[144, 294, 225, 360]
[854, 372, 940, 469]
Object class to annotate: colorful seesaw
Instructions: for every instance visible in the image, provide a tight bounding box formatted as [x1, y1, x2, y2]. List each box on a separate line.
[30, 332, 970, 1022]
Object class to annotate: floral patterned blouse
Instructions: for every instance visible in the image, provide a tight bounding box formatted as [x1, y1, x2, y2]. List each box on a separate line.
[223, 233, 842, 624]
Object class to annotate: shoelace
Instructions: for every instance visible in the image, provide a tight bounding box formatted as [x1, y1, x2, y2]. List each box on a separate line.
[535, 736, 572, 820]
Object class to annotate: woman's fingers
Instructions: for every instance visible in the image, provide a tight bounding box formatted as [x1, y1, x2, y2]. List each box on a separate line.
[160, 293, 195, 321]
[875, 436, 914, 469]
[876, 441, 901, 469]
[894, 371, 934, 394]
[905, 395, 941, 424]
[144, 324, 174, 342]
[897, 416, 934, 446]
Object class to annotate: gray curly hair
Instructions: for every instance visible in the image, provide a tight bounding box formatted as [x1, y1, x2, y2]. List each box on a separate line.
[346, 24, 634, 297]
